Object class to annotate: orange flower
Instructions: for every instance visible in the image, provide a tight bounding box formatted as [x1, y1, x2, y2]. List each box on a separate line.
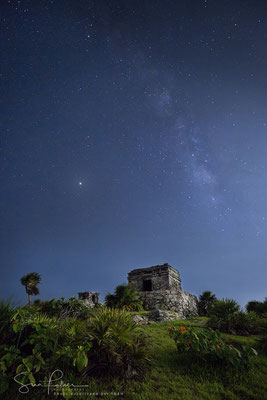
[179, 326, 186, 333]
[168, 327, 172, 331]
[37, 336, 40, 338]
[217, 344, 220, 349]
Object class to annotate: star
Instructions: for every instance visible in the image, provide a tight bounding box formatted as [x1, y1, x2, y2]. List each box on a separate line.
[79, 182, 83, 186]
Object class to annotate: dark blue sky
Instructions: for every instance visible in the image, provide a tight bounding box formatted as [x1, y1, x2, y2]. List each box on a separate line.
[1, 0, 266, 307]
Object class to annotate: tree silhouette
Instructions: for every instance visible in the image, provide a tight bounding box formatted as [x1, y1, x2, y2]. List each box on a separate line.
[20, 272, 41, 307]
[198, 290, 217, 316]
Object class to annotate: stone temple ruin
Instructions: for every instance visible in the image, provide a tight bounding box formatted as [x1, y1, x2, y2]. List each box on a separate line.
[128, 263, 198, 318]
[78, 292, 99, 308]
[78, 263, 198, 321]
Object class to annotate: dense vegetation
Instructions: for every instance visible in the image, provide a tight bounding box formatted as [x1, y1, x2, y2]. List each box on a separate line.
[0, 282, 266, 399]
[0, 299, 149, 399]
[105, 284, 143, 311]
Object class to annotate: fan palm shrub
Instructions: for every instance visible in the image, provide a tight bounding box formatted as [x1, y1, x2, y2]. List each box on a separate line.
[86, 307, 150, 377]
[207, 298, 259, 335]
[105, 284, 143, 311]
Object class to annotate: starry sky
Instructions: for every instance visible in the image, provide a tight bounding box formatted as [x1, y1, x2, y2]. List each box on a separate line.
[1, 0, 266, 307]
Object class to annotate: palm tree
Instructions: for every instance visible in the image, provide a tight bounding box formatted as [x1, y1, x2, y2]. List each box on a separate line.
[198, 290, 217, 316]
[20, 272, 41, 307]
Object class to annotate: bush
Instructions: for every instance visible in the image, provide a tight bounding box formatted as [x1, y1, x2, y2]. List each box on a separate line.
[33, 296, 92, 319]
[246, 299, 267, 315]
[255, 318, 267, 355]
[86, 307, 150, 377]
[105, 284, 143, 311]
[208, 310, 260, 335]
[209, 298, 240, 317]
[0, 305, 150, 397]
[207, 299, 260, 335]
[207, 298, 239, 334]
[0, 300, 15, 346]
[1, 308, 69, 396]
[168, 325, 257, 369]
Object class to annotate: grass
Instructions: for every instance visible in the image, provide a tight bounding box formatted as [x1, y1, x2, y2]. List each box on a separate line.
[129, 321, 267, 400]
[129, 310, 150, 315]
[5, 319, 267, 400]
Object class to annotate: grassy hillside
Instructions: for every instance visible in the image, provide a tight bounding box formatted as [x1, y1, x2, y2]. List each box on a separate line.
[127, 319, 267, 400]
[2, 306, 266, 400]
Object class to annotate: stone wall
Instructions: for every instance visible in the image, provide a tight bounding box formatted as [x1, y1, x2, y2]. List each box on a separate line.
[128, 263, 198, 318]
[128, 263, 181, 292]
[78, 292, 99, 308]
[139, 289, 198, 318]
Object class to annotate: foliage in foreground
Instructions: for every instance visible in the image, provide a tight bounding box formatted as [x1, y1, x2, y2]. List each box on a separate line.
[0, 305, 149, 398]
[168, 324, 257, 369]
[0, 300, 15, 346]
[1, 295, 267, 400]
[86, 307, 150, 377]
[105, 284, 143, 311]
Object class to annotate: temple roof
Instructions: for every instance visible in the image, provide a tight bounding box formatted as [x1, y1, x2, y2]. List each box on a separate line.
[128, 263, 179, 275]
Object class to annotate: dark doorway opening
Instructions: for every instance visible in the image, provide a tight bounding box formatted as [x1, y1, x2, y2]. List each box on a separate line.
[92, 295, 96, 302]
[143, 279, 152, 291]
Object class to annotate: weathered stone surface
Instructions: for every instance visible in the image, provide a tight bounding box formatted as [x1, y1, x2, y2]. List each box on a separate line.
[128, 263, 181, 292]
[132, 314, 150, 325]
[78, 292, 99, 308]
[128, 263, 198, 318]
[148, 309, 181, 322]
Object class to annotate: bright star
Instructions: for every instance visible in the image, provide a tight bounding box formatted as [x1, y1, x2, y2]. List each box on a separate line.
[79, 182, 83, 186]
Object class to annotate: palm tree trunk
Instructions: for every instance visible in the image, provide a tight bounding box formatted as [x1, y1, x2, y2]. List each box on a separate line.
[28, 293, 31, 307]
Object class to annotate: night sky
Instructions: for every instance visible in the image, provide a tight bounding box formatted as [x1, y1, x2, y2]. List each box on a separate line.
[1, 0, 266, 307]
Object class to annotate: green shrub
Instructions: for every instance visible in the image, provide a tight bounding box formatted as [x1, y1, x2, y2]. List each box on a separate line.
[168, 324, 257, 369]
[246, 299, 267, 315]
[207, 298, 260, 335]
[33, 296, 92, 319]
[0, 300, 15, 346]
[209, 298, 240, 317]
[0, 307, 92, 397]
[105, 284, 143, 311]
[87, 307, 150, 377]
[208, 298, 239, 334]
[208, 310, 260, 335]
[0, 305, 150, 396]
[255, 318, 267, 355]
